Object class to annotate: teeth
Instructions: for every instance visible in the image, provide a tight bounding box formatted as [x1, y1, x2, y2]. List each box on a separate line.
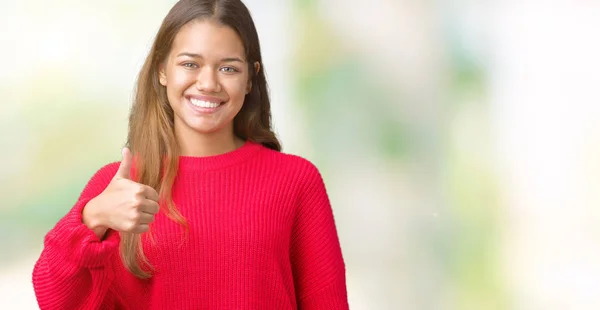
[190, 98, 221, 108]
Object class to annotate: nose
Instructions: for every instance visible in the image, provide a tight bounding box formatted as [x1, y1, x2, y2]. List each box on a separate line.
[195, 67, 221, 93]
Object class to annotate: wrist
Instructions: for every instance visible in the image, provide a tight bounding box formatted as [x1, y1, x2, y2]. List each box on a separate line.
[83, 197, 109, 239]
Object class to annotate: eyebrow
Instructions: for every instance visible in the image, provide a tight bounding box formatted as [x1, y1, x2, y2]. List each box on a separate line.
[176, 52, 245, 63]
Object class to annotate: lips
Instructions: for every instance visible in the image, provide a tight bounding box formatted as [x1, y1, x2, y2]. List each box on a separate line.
[185, 95, 225, 114]
[186, 95, 224, 104]
[190, 98, 221, 108]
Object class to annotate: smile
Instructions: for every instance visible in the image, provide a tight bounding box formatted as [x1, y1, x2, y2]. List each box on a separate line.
[190, 98, 222, 108]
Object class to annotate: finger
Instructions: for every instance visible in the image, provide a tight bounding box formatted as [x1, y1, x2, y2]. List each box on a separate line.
[137, 212, 155, 225]
[140, 200, 160, 215]
[115, 147, 132, 179]
[132, 223, 150, 234]
[142, 185, 160, 202]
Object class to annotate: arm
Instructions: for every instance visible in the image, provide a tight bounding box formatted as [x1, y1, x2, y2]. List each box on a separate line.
[291, 161, 349, 309]
[32, 163, 121, 310]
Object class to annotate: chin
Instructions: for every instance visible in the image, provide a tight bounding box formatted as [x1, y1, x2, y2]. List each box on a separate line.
[190, 123, 228, 135]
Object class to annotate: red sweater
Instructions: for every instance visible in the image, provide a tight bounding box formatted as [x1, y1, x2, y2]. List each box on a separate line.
[32, 141, 348, 309]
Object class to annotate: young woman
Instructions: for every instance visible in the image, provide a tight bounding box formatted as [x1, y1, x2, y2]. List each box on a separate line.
[32, 0, 348, 309]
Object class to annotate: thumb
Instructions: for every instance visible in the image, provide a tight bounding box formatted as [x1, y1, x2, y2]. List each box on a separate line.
[115, 147, 132, 179]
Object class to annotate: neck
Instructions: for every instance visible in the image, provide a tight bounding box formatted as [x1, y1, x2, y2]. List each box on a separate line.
[176, 125, 245, 157]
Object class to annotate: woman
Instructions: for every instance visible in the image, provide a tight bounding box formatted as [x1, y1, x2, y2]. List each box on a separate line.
[32, 0, 348, 309]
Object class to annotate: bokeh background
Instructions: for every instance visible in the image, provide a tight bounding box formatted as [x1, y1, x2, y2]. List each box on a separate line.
[1, 0, 599, 309]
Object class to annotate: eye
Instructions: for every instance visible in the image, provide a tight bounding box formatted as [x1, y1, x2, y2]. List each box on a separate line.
[220, 66, 239, 73]
[182, 62, 198, 69]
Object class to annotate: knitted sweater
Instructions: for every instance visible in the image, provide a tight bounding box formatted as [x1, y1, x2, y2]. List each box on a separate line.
[32, 141, 348, 309]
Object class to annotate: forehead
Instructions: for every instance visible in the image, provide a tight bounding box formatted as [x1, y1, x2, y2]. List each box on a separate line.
[171, 19, 245, 59]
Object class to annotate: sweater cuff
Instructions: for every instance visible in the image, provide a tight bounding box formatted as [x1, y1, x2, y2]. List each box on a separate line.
[45, 198, 120, 269]
[300, 283, 349, 310]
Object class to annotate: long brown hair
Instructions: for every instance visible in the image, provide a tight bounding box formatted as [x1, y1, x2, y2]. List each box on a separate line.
[123, 0, 280, 279]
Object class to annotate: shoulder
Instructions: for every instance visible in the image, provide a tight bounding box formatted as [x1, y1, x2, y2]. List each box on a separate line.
[91, 161, 121, 180]
[73, 161, 121, 200]
[258, 146, 324, 183]
[82, 162, 121, 190]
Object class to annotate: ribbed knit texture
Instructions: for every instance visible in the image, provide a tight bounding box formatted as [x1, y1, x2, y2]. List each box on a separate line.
[32, 141, 348, 310]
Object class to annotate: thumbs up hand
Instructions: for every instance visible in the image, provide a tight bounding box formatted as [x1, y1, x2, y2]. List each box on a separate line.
[114, 147, 133, 180]
[83, 148, 160, 239]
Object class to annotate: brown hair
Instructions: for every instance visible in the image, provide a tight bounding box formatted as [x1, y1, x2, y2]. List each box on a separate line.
[123, 0, 280, 279]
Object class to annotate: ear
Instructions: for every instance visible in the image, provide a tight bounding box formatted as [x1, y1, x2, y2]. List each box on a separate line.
[159, 63, 167, 86]
[246, 61, 260, 94]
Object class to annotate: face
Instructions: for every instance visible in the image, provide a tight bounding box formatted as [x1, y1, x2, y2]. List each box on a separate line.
[159, 19, 258, 141]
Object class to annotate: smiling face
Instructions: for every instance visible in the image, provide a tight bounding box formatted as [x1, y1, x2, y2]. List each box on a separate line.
[159, 19, 258, 144]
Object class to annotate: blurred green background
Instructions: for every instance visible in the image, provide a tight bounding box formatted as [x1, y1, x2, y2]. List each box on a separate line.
[1, 1, 600, 309]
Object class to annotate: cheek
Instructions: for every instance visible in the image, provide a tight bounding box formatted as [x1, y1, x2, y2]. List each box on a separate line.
[223, 79, 249, 100]
[168, 70, 194, 89]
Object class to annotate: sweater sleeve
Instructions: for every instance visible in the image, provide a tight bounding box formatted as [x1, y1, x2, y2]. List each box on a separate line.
[32, 162, 121, 310]
[291, 161, 349, 309]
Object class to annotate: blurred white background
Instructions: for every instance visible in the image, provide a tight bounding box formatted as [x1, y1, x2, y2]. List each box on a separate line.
[1, 1, 599, 309]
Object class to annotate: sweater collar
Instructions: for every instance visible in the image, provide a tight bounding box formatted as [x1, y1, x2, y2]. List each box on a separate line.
[177, 140, 262, 171]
